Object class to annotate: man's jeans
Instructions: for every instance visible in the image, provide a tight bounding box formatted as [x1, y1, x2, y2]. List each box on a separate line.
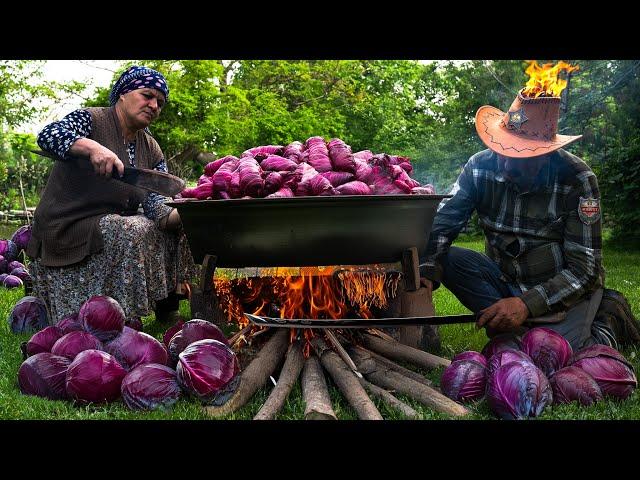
[439, 247, 607, 351]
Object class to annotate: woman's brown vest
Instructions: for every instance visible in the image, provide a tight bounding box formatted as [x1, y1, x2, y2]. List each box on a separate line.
[26, 107, 164, 267]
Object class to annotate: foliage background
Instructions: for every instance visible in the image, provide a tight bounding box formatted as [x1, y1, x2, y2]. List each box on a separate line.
[1, 59, 639, 240]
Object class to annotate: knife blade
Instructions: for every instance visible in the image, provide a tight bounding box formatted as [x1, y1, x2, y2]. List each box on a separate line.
[244, 312, 478, 329]
[31, 149, 185, 197]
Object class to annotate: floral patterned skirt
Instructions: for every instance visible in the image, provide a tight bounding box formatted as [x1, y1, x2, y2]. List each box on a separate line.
[30, 214, 197, 324]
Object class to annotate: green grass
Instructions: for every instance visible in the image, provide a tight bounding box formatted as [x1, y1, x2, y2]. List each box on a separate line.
[1, 235, 639, 420]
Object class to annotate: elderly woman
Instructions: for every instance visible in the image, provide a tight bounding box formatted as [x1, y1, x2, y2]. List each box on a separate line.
[26, 65, 196, 327]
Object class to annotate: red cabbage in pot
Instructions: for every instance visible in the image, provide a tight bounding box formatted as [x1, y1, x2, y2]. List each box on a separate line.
[411, 186, 436, 195]
[260, 155, 298, 172]
[204, 155, 238, 176]
[266, 187, 294, 198]
[241, 145, 284, 160]
[283, 141, 305, 162]
[320, 171, 355, 187]
[353, 150, 373, 162]
[336, 180, 372, 195]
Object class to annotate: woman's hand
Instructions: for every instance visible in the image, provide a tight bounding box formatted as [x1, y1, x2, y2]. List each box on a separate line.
[69, 138, 125, 177]
[89, 144, 125, 177]
[162, 208, 183, 231]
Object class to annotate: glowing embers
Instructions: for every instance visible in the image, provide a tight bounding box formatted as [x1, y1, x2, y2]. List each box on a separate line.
[522, 61, 579, 98]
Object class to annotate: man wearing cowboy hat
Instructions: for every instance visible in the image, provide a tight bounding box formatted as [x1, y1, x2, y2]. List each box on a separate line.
[419, 89, 640, 352]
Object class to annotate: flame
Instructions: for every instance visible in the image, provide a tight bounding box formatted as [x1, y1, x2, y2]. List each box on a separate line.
[521, 60, 579, 98]
[213, 267, 400, 356]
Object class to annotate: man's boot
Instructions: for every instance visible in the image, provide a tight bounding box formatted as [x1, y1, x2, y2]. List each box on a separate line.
[592, 289, 640, 349]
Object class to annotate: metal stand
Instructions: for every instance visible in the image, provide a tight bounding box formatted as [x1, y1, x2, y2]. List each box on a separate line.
[190, 254, 222, 323]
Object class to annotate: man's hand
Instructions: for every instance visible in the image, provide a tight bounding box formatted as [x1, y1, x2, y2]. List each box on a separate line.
[476, 297, 529, 331]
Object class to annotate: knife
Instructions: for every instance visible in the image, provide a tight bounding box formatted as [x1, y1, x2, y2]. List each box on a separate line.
[244, 312, 478, 329]
[31, 149, 185, 197]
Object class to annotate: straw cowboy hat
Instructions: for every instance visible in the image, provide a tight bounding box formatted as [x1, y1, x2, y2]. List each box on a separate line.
[475, 90, 582, 158]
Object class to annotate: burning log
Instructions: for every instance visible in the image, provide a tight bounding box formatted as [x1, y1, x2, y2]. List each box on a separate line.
[229, 324, 252, 347]
[325, 330, 362, 378]
[360, 332, 450, 370]
[310, 336, 383, 420]
[359, 379, 419, 419]
[347, 347, 469, 417]
[301, 354, 337, 420]
[204, 329, 289, 417]
[254, 340, 305, 420]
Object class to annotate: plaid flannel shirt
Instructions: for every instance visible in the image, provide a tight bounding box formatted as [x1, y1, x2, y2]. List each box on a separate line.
[420, 148, 604, 318]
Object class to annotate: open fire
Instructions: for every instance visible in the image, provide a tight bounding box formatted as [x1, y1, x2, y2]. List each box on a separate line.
[213, 267, 401, 356]
[522, 60, 579, 98]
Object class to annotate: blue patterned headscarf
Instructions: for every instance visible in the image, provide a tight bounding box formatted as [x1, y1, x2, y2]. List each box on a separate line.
[109, 66, 169, 106]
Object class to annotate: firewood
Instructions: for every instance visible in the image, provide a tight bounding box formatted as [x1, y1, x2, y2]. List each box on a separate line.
[310, 337, 383, 420]
[353, 345, 435, 389]
[348, 347, 469, 417]
[361, 332, 450, 370]
[229, 324, 252, 347]
[359, 378, 419, 419]
[204, 329, 289, 417]
[254, 340, 305, 420]
[301, 355, 337, 420]
[324, 330, 362, 378]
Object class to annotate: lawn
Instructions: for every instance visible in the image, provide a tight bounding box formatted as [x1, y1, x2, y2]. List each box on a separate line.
[1, 234, 639, 420]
